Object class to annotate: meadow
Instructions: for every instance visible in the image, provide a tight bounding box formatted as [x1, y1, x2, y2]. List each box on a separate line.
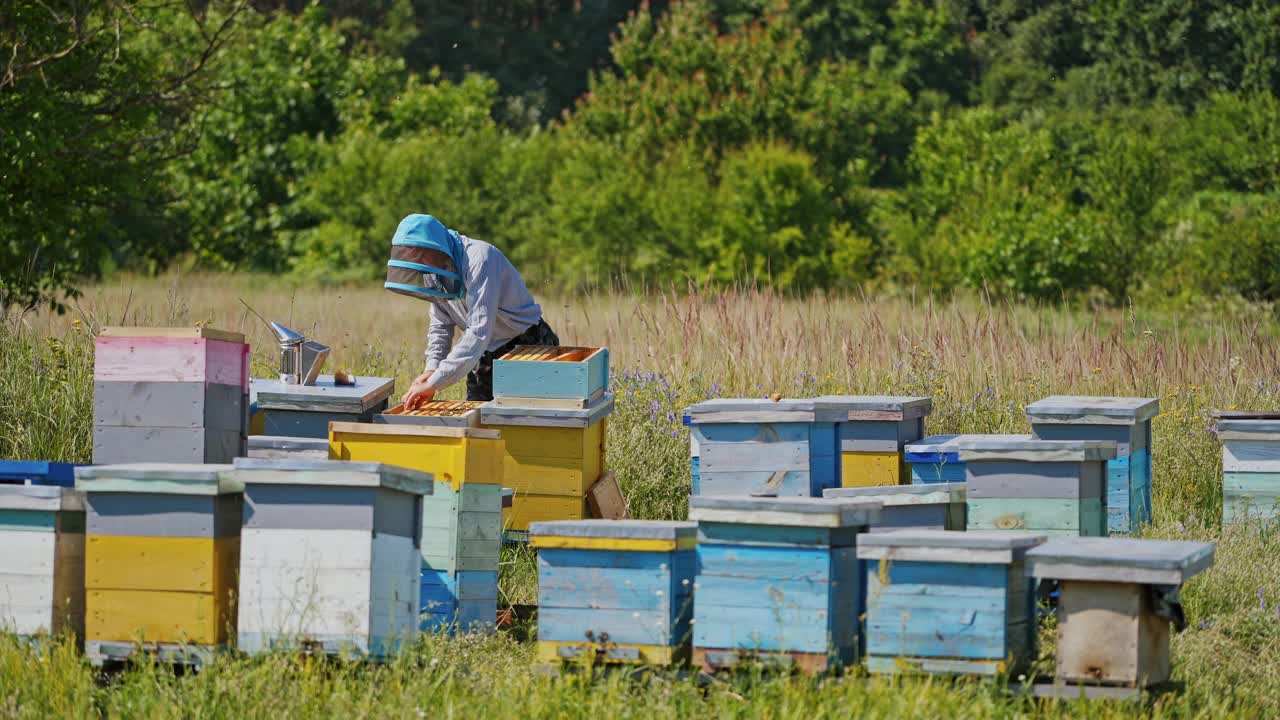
[1, 274, 1279, 718]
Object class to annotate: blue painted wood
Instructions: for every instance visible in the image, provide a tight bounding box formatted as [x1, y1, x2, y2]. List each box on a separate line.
[0, 460, 83, 487]
[0, 509, 57, 531]
[909, 463, 967, 484]
[866, 623, 1021, 660]
[262, 409, 372, 439]
[696, 544, 833, 581]
[904, 451, 961, 465]
[492, 348, 608, 401]
[697, 522, 861, 548]
[537, 564, 684, 611]
[866, 561, 1010, 594]
[693, 602, 854, 653]
[537, 605, 691, 646]
[693, 574, 832, 611]
[690, 457, 700, 495]
[538, 548, 696, 572]
[694, 424, 812, 444]
[697, 470, 815, 498]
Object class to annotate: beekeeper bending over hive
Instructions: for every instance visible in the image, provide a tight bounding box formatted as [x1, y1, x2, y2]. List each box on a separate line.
[385, 214, 558, 405]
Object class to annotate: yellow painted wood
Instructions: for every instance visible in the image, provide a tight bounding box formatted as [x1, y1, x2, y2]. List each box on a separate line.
[486, 422, 603, 498]
[530, 536, 695, 552]
[505, 495, 586, 532]
[329, 426, 504, 488]
[86, 589, 229, 645]
[536, 640, 686, 666]
[501, 456, 593, 496]
[86, 536, 239, 595]
[487, 422, 603, 462]
[841, 451, 907, 487]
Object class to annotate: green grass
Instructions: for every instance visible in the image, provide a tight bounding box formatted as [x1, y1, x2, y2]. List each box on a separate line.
[3, 279, 1280, 717]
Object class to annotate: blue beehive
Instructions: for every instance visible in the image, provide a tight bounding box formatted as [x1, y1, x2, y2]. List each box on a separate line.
[904, 435, 1030, 485]
[1212, 412, 1280, 524]
[688, 495, 882, 673]
[682, 410, 700, 494]
[531, 520, 697, 668]
[1026, 396, 1159, 534]
[686, 399, 845, 497]
[858, 529, 1046, 676]
[0, 461, 85, 487]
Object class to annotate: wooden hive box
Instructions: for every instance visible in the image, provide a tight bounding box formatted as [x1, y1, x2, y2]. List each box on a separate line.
[1212, 412, 1280, 524]
[858, 529, 1046, 676]
[955, 438, 1115, 537]
[530, 520, 697, 668]
[246, 435, 330, 461]
[492, 346, 609, 405]
[1026, 537, 1214, 695]
[480, 395, 613, 540]
[328, 422, 503, 633]
[0, 486, 85, 640]
[231, 458, 432, 659]
[688, 495, 882, 674]
[0, 460, 84, 487]
[76, 463, 242, 667]
[824, 483, 966, 530]
[904, 434, 1030, 485]
[814, 395, 932, 487]
[686, 399, 845, 498]
[251, 375, 395, 439]
[93, 327, 249, 465]
[1027, 396, 1160, 534]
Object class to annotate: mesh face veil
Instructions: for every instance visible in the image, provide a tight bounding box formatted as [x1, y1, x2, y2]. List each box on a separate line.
[384, 214, 467, 301]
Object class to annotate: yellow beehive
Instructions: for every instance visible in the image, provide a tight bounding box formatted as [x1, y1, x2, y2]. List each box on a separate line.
[328, 422, 503, 488]
[76, 464, 242, 664]
[480, 400, 612, 535]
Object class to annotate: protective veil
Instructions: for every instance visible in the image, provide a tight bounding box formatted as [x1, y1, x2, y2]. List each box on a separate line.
[384, 214, 467, 301]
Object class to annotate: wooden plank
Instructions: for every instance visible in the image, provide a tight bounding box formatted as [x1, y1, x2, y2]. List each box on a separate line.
[480, 394, 614, 429]
[696, 470, 821, 499]
[94, 337, 247, 388]
[840, 451, 904, 487]
[530, 536, 694, 552]
[967, 498, 1099, 532]
[76, 463, 240, 495]
[1025, 395, 1160, 424]
[94, 381, 244, 431]
[698, 522, 860, 549]
[86, 535, 237, 594]
[693, 603, 849, 653]
[537, 606, 685, 646]
[252, 376, 395, 414]
[586, 472, 627, 520]
[700, 441, 811, 472]
[538, 641, 685, 667]
[500, 455, 592, 496]
[1055, 580, 1170, 687]
[329, 421, 500, 441]
[1026, 538, 1214, 585]
[687, 398, 846, 424]
[966, 461, 1103, 500]
[689, 496, 881, 528]
[87, 493, 240, 538]
[537, 566, 687, 611]
[504, 494, 587, 533]
[91, 426, 243, 465]
[100, 326, 245, 344]
[86, 589, 229, 645]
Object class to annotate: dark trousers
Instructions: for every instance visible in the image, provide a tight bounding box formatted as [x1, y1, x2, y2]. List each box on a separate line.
[466, 319, 560, 401]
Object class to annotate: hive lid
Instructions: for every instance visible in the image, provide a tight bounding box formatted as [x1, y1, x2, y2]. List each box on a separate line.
[0, 485, 85, 512]
[231, 457, 434, 495]
[688, 495, 881, 528]
[905, 434, 1030, 454]
[856, 528, 1047, 564]
[529, 520, 697, 551]
[824, 483, 965, 505]
[328, 421, 500, 440]
[954, 437, 1117, 463]
[687, 398, 847, 424]
[251, 375, 396, 413]
[1026, 537, 1215, 585]
[99, 326, 246, 344]
[813, 395, 933, 421]
[76, 463, 241, 495]
[1025, 395, 1160, 424]
[1213, 418, 1280, 441]
[1211, 410, 1280, 420]
[480, 393, 614, 428]
[247, 435, 330, 451]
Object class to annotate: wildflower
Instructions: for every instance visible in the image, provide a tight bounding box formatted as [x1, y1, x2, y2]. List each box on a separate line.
[1259, 588, 1267, 612]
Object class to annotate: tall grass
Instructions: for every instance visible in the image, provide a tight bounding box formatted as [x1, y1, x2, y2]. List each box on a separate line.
[2, 275, 1280, 717]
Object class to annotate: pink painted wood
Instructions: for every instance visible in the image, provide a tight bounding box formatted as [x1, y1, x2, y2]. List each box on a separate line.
[95, 337, 249, 389]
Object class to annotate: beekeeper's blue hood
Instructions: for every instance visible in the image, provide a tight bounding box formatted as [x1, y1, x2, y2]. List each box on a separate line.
[384, 214, 466, 301]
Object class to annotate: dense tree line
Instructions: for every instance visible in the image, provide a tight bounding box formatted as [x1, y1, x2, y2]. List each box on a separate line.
[3, 0, 1279, 309]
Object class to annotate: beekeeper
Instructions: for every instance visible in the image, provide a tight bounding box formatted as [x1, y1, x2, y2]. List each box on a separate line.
[385, 213, 558, 405]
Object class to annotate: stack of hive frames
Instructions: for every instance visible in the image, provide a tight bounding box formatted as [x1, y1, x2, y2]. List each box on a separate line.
[232, 458, 431, 659]
[251, 375, 395, 439]
[956, 437, 1115, 537]
[380, 401, 484, 427]
[491, 346, 609, 407]
[815, 396, 932, 487]
[0, 485, 85, 641]
[76, 464, 241, 667]
[859, 529, 1046, 677]
[93, 327, 249, 464]
[0, 461, 83, 487]
[531, 520, 697, 669]
[328, 422, 504, 633]
[824, 483, 966, 530]
[689, 496, 882, 673]
[1026, 537, 1214, 696]
[685, 399, 845, 497]
[1212, 412, 1280, 523]
[480, 396, 613, 541]
[904, 434, 1030, 484]
[1027, 396, 1160, 533]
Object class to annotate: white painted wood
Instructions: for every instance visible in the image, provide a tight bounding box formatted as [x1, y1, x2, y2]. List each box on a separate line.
[687, 398, 846, 424]
[813, 395, 934, 421]
[689, 496, 881, 527]
[75, 463, 241, 495]
[0, 531, 58, 574]
[1025, 395, 1160, 423]
[239, 528, 372, 570]
[231, 459, 433, 495]
[0, 487, 85, 512]
[1223, 440, 1280, 472]
[856, 545, 1018, 564]
[700, 442, 810, 471]
[369, 533, 420, 644]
